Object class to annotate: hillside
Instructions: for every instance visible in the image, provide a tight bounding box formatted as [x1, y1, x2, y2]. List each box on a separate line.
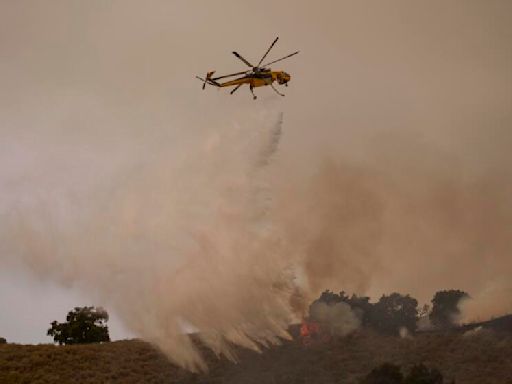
[1, 326, 512, 384]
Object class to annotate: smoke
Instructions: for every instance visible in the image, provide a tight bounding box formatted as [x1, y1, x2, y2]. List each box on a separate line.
[272, 123, 512, 322]
[309, 301, 360, 337]
[459, 282, 512, 324]
[398, 327, 411, 339]
[2, 108, 512, 369]
[462, 326, 483, 338]
[1, 112, 299, 371]
[3, 102, 512, 371]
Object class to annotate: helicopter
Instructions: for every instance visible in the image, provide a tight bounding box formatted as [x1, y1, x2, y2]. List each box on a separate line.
[196, 37, 299, 100]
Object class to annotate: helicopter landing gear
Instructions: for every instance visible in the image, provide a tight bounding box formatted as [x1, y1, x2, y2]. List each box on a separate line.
[250, 85, 257, 100]
[271, 83, 285, 97]
[230, 84, 242, 95]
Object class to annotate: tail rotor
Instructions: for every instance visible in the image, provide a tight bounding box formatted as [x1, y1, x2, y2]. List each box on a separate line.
[197, 71, 215, 89]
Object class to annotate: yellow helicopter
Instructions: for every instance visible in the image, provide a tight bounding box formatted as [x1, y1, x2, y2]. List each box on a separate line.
[196, 37, 299, 100]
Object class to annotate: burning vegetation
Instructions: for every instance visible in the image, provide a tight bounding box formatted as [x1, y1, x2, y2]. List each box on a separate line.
[299, 319, 325, 346]
[302, 288, 480, 339]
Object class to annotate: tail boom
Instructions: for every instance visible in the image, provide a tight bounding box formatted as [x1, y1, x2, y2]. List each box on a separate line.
[197, 71, 221, 89]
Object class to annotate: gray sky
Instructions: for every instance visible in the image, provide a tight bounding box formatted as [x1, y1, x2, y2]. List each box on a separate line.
[1, 0, 511, 360]
[0, 265, 132, 343]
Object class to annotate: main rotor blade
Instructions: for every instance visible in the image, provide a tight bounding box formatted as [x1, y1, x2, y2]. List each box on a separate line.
[257, 37, 279, 67]
[232, 51, 254, 68]
[262, 51, 299, 68]
[211, 70, 249, 81]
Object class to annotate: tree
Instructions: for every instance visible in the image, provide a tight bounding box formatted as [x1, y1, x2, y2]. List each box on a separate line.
[0, 337, 6, 344]
[370, 293, 419, 335]
[314, 290, 374, 327]
[342, 292, 374, 327]
[360, 363, 404, 384]
[404, 364, 443, 384]
[47, 306, 110, 345]
[313, 290, 420, 334]
[429, 290, 469, 328]
[315, 290, 344, 305]
[361, 363, 446, 384]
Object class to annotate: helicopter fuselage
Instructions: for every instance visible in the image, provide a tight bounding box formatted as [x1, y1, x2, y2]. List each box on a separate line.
[215, 70, 291, 88]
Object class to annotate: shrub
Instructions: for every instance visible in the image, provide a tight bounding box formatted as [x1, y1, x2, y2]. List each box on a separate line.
[404, 363, 443, 384]
[360, 363, 404, 384]
[361, 363, 446, 384]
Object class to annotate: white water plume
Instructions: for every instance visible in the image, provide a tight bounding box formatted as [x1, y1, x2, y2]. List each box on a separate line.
[1, 112, 299, 371]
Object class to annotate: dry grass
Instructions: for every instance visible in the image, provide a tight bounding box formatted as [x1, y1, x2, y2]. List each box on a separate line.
[1, 328, 511, 384]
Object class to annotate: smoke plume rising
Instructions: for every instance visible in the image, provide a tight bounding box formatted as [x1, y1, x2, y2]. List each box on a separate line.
[309, 301, 360, 337]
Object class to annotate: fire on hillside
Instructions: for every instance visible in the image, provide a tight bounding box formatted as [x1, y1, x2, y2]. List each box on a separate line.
[299, 319, 331, 346]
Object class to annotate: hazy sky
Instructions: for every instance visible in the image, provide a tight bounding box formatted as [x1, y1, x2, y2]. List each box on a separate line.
[1, 0, 511, 365]
[0, 266, 132, 343]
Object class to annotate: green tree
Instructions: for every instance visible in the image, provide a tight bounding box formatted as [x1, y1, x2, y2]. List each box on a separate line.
[47, 306, 110, 345]
[370, 293, 419, 335]
[314, 290, 374, 327]
[313, 290, 420, 334]
[429, 290, 469, 328]
[0, 337, 6, 344]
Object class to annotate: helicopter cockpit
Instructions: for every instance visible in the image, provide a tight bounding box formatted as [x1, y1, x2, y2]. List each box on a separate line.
[277, 71, 291, 85]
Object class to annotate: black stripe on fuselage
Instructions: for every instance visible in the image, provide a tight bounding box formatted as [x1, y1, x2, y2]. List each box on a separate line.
[247, 72, 272, 79]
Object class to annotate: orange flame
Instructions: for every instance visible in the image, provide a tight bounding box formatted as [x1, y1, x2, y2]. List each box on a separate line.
[300, 319, 320, 337]
[300, 319, 332, 346]
[300, 319, 321, 346]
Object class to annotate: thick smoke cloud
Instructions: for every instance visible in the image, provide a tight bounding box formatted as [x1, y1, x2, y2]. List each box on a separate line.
[1, 112, 300, 371]
[1, 0, 511, 371]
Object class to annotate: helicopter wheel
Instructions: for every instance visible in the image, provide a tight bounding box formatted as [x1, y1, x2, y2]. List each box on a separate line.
[250, 86, 257, 100]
